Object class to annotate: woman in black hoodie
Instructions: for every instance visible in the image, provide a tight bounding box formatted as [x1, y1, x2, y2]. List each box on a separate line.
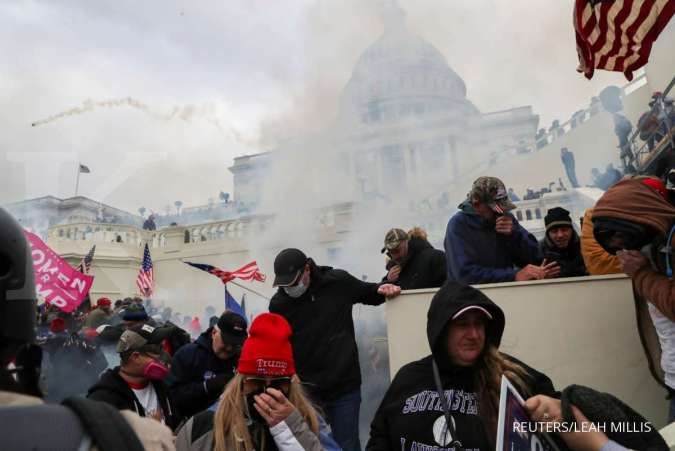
[367, 282, 560, 451]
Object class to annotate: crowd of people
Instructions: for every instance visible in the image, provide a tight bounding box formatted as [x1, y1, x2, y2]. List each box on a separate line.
[2, 166, 675, 451]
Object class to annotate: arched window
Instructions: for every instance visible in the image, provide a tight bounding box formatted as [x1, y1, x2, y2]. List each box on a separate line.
[526, 210, 532, 221]
[516, 211, 523, 221]
[535, 208, 542, 219]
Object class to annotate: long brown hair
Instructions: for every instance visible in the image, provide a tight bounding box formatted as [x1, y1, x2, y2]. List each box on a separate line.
[473, 345, 532, 445]
[213, 373, 320, 451]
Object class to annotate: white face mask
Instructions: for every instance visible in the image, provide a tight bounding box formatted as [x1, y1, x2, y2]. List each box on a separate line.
[283, 279, 308, 298]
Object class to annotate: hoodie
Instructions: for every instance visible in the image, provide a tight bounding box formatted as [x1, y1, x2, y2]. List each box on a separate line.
[444, 201, 539, 284]
[366, 283, 558, 451]
[166, 328, 239, 419]
[594, 179, 675, 390]
[87, 366, 180, 431]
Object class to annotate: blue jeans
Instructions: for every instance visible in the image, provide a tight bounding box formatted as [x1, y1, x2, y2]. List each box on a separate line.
[323, 389, 362, 451]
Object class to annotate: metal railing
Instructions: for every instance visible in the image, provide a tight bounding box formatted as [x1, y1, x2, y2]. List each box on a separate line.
[627, 75, 675, 174]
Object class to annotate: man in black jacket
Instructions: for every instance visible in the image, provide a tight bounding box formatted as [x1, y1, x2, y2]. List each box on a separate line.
[381, 227, 446, 289]
[538, 207, 587, 278]
[269, 248, 401, 451]
[166, 311, 247, 419]
[87, 324, 181, 431]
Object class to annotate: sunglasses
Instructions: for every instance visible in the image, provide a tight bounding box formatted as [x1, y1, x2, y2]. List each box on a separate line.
[243, 376, 292, 395]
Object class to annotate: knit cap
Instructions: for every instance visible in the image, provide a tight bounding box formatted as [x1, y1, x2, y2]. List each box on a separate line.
[237, 313, 295, 376]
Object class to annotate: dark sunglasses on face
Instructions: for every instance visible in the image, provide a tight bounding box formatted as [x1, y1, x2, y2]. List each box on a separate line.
[243, 376, 292, 395]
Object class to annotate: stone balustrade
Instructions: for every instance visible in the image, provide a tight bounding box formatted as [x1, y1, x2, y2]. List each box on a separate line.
[47, 207, 350, 249]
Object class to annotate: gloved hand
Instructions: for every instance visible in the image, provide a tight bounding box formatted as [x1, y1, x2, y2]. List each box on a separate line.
[205, 373, 230, 396]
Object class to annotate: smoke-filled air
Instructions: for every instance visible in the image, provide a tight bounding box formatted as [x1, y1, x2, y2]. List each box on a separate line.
[2, 0, 674, 449]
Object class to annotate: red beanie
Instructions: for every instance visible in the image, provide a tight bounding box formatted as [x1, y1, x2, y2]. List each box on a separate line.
[50, 317, 66, 333]
[97, 297, 112, 308]
[237, 313, 295, 376]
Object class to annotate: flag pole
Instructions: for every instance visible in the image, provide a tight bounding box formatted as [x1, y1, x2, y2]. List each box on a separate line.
[228, 280, 270, 301]
[75, 163, 81, 196]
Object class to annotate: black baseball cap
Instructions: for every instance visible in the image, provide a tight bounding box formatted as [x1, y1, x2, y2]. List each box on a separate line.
[216, 311, 248, 345]
[273, 248, 308, 287]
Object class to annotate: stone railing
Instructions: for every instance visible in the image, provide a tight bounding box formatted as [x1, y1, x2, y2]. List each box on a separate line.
[48, 205, 353, 249]
[48, 223, 150, 247]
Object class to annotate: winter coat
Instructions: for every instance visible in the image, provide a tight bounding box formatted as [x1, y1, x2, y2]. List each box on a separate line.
[0, 390, 176, 451]
[580, 208, 622, 275]
[175, 409, 334, 451]
[593, 179, 675, 388]
[444, 200, 540, 284]
[366, 283, 562, 451]
[382, 236, 446, 290]
[269, 264, 385, 402]
[87, 366, 181, 431]
[166, 328, 239, 419]
[594, 179, 675, 321]
[538, 231, 587, 278]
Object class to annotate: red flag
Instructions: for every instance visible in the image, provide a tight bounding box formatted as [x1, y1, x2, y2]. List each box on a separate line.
[574, 0, 675, 80]
[24, 231, 94, 313]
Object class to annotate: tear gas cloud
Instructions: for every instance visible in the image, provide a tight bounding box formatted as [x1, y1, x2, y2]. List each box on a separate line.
[2, 0, 673, 442]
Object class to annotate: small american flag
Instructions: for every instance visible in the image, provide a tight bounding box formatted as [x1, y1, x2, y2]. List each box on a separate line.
[184, 260, 266, 284]
[76, 245, 96, 274]
[136, 243, 154, 297]
[574, 0, 675, 80]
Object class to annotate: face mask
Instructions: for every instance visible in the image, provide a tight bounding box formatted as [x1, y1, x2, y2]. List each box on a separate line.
[143, 360, 169, 380]
[284, 279, 308, 298]
[244, 391, 266, 424]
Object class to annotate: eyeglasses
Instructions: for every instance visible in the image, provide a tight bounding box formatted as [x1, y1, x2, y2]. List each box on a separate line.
[243, 376, 292, 395]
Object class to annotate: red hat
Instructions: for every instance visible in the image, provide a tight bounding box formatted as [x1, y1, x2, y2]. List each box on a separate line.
[237, 313, 295, 376]
[50, 317, 66, 333]
[641, 177, 668, 200]
[97, 297, 112, 308]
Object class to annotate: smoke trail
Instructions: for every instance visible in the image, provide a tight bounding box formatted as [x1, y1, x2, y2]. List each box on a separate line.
[30, 97, 245, 142]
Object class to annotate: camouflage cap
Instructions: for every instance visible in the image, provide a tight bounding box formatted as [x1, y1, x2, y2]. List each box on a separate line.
[381, 228, 409, 253]
[468, 176, 516, 214]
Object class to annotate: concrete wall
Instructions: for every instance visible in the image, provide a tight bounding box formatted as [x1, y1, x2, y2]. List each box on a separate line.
[385, 274, 667, 428]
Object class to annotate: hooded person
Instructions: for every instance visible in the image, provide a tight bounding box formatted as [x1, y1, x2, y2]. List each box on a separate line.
[87, 323, 181, 431]
[167, 311, 248, 419]
[366, 282, 561, 451]
[538, 207, 587, 278]
[175, 313, 338, 451]
[444, 176, 551, 284]
[381, 227, 447, 290]
[592, 178, 675, 421]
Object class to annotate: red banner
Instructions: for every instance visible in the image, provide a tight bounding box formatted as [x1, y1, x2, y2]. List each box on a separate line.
[24, 231, 94, 313]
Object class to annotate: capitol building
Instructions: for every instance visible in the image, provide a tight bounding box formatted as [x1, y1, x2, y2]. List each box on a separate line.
[5, 3, 664, 311]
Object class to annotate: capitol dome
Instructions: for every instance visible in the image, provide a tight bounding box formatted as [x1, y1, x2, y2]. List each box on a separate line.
[340, 3, 478, 124]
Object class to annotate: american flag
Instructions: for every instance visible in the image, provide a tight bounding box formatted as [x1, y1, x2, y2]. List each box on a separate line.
[76, 245, 96, 274]
[136, 243, 154, 297]
[184, 260, 266, 284]
[574, 0, 675, 80]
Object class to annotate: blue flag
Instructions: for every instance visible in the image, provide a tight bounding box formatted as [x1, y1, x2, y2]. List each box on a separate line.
[225, 286, 246, 323]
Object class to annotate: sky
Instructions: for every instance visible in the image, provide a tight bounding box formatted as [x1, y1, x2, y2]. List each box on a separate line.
[0, 0, 635, 214]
